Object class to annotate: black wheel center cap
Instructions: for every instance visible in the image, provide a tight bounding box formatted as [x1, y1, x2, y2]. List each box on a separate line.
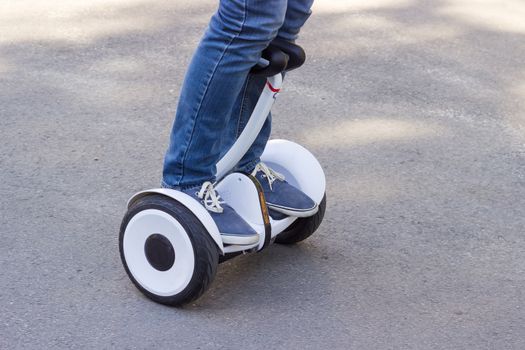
[144, 234, 175, 271]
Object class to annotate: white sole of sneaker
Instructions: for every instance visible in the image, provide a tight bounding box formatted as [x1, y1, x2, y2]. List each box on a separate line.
[267, 202, 319, 218]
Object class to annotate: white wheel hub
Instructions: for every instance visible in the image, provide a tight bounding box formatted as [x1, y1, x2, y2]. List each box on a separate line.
[123, 209, 195, 297]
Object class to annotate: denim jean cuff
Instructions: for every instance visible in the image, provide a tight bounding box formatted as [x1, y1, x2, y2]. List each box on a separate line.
[236, 158, 260, 174]
[161, 179, 208, 191]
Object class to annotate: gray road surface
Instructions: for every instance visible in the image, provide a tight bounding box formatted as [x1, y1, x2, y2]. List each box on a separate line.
[1, 1, 525, 349]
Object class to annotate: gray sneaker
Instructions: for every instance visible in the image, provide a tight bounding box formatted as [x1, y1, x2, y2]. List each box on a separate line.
[251, 162, 318, 218]
[182, 182, 259, 246]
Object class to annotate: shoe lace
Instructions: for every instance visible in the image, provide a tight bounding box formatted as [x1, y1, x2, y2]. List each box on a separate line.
[251, 162, 285, 191]
[197, 181, 224, 213]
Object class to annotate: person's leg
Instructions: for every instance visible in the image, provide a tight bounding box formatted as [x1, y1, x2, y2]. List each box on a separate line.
[225, 0, 315, 173]
[162, 0, 288, 240]
[219, 0, 318, 218]
[277, 0, 315, 42]
[162, 0, 288, 190]
[219, 73, 269, 173]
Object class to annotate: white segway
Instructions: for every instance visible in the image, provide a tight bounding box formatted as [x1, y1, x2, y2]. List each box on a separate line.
[119, 40, 327, 306]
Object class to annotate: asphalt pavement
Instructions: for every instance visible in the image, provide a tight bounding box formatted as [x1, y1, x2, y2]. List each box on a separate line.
[1, 1, 525, 349]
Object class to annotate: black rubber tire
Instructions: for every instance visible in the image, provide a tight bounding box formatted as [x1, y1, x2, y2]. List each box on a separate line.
[119, 194, 219, 306]
[274, 193, 327, 244]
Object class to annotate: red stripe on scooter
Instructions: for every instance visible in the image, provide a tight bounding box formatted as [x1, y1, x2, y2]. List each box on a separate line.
[267, 82, 280, 93]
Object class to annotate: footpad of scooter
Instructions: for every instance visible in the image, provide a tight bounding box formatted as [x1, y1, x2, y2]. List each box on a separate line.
[215, 172, 271, 251]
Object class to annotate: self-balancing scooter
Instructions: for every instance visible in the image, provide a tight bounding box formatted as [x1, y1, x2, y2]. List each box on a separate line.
[119, 39, 327, 306]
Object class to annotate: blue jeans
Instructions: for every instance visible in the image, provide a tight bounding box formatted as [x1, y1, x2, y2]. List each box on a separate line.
[162, 0, 314, 189]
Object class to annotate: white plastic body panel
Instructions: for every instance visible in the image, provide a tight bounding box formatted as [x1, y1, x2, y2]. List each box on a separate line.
[127, 189, 224, 253]
[261, 139, 326, 237]
[216, 172, 267, 251]
[261, 139, 326, 204]
[223, 243, 259, 254]
[270, 217, 297, 238]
